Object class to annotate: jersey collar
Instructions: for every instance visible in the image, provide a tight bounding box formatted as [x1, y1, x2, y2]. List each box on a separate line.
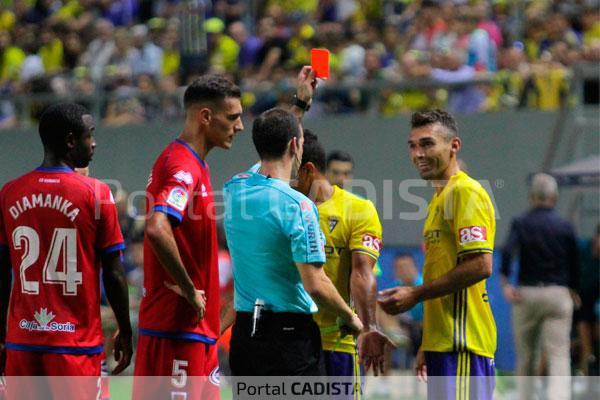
[175, 139, 207, 169]
[35, 166, 74, 173]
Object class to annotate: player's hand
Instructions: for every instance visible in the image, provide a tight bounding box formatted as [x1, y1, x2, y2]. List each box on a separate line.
[502, 284, 521, 303]
[357, 329, 396, 376]
[164, 281, 207, 322]
[415, 349, 427, 382]
[377, 286, 419, 315]
[111, 330, 133, 375]
[296, 65, 317, 103]
[337, 314, 363, 338]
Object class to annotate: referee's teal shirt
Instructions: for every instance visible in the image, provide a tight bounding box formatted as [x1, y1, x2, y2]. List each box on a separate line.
[224, 169, 326, 314]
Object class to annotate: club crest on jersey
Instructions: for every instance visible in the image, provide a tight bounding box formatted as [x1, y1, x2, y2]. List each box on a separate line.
[459, 226, 487, 244]
[201, 184, 208, 198]
[174, 170, 193, 185]
[19, 308, 75, 333]
[167, 187, 189, 211]
[328, 217, 339, 232]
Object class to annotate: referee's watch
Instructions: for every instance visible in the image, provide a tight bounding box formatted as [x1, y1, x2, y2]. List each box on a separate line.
[292, 95, 311, 112]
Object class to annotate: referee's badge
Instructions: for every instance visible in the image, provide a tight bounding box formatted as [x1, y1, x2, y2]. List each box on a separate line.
[328, 217, 339, 232]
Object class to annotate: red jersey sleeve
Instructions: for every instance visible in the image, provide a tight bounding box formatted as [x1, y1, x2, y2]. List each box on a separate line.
[152, 163, 198, 224]
[94, 181, 125, 255]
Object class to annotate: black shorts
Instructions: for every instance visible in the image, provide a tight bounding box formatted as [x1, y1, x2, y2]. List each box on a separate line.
[229, 311, 325, 376]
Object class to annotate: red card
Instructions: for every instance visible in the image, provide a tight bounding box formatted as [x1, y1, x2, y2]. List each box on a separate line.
[311, 48, 330, 79]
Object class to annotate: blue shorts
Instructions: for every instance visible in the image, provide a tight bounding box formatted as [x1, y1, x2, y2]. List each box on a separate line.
[323, 351, 363, 400]
[425, 351, 495, 400]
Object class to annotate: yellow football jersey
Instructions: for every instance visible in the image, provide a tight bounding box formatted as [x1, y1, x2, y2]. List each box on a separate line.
[421, 171, 497, 358]
[313, 186, 382, 354]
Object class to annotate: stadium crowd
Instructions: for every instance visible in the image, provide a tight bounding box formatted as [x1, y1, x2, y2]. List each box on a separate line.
[0, 0, 599, 128]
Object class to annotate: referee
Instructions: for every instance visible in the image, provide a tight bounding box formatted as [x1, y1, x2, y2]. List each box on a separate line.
[224, 106, 362, 376]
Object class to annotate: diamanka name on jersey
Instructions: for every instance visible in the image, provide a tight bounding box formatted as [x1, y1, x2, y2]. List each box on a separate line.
[8, 193, 80, 222]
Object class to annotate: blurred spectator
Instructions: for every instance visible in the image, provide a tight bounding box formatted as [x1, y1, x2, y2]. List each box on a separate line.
[501, 173, 579, 400]
[575, 224, 600, 376]
[0, 30, 25, 87]
[522, 50, 570, 110]
[0, 100, 17, 129]
[38, 24, 64, 74]
[161, 20, 180, 77]
[23, 0, 57, 25]
[20, 31, 44, 83]
[540, 13, 582, 56]
[204, 17, 239, 74]
[253, 16, 289, 81]
[107, 27, 138, 78]
[63, 31, 85, 70]
[462, 7, 497, 73]
[100, 0, 138, 27]
[130, 22, 163, 78]
[157, 74, 183, 120]
[103, 73, 145, 125]
[228, 21, 262, 73]
[136, 73, 161, 118]
[81, 18, 116, 82]
[213, 0, 246, 26]
[0, 0, 596, 125]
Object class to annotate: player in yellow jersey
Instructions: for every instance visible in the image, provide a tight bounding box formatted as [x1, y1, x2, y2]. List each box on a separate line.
[295, 130, 393, 399]
[379, 110, 496, 400]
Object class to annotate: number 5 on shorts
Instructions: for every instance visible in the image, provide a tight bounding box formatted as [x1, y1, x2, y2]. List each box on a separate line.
[171, 359, 188, 389]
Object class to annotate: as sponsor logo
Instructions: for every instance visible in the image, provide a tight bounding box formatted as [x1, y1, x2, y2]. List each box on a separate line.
[459, 226, 487, 244]
[362, 234, 381, 252]
[174, 170, 193, 185]
[167, 187, 189, 211]
[19, 308, 75, 333]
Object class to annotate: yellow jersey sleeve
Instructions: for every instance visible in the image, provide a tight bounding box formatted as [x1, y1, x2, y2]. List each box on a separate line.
[348, 199, 382, 260]
[449, 181, 495, 257]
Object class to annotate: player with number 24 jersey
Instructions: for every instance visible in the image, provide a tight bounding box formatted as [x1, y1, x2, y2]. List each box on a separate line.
[0, 167, 124, 353]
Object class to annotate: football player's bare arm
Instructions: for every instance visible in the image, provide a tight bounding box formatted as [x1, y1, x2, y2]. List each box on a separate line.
[101, 252, 133, 374]
[378, 253, 492, 315]
[145, 211, 206, 320]
[352, 252, 395, 375]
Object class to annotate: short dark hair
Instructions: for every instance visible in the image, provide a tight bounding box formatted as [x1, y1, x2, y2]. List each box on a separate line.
[183, 75, 241, 109]
[301, 129, 326, 173]
[252, 108, 301, 160]
[39, 103, 89, 152]
[326, 150, 353, 167]
[411, 109, 458, 139]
